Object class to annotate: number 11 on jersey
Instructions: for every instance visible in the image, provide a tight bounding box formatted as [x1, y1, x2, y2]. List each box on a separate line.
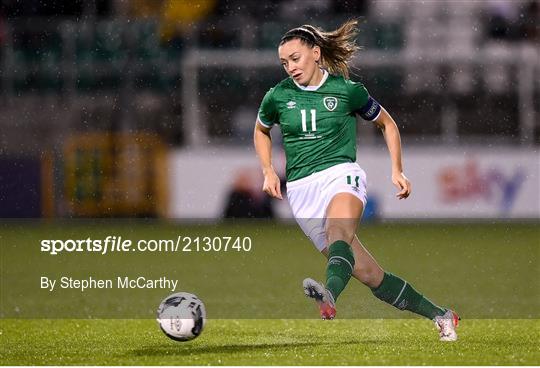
[300, 109, 317, 132]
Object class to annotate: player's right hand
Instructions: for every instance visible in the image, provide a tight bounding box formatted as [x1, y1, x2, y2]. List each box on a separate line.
[262, 169, 283, 200]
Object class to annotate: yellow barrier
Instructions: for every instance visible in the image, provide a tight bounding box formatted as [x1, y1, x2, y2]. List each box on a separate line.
[64, 133, 167, 217]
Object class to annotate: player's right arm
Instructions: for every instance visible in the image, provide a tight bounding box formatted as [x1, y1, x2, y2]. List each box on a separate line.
[254, 122, 282, 200]
[254, 88, 282, 200]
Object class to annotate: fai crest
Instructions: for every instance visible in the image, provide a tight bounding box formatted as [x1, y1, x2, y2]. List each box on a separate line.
[323, 97, 338, 111]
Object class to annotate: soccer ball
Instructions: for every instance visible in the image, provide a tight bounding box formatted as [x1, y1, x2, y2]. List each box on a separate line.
[156, 292, 206, 341]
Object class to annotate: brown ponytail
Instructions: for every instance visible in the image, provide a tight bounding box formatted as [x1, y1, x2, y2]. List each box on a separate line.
[280, 19, 359, 79]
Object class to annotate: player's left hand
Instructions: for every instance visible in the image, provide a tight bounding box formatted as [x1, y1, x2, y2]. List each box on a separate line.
[392, 171, 411, 200]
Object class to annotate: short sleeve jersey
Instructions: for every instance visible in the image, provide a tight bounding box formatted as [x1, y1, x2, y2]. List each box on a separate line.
[258, 71, 381, 182]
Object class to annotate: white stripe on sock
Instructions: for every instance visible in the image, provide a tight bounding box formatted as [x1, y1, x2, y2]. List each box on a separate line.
[328, 256, 354, 272]
[392, 281, 407, 306]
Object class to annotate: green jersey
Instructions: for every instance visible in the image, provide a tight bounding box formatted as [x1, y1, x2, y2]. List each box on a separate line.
[258, 70, 381, 182]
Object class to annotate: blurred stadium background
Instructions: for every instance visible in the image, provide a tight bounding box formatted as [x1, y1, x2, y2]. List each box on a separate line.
[0, 0, 538, 220]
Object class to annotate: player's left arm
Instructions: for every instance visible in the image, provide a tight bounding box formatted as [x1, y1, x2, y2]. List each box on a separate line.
[373, 108, 411, 200]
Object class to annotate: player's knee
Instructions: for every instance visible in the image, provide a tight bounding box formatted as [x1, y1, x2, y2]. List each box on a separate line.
[354, 267, 383, 288]
[326, 223, 355, 245]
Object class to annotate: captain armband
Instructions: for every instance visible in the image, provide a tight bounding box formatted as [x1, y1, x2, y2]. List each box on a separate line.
[357, 96, 382, 121]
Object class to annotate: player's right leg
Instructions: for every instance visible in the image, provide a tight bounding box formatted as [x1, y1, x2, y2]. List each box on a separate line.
[302, 278, 336, 320]
[301, 191, 364, 319]
[301, 164, 366, 319]
[322, 192, 363, 306]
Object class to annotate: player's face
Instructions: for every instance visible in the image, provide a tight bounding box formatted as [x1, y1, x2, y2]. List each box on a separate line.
[278, 39, 321, 86]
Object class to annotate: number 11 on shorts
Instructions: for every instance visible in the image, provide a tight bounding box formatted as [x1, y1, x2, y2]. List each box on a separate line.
[347, 175, 360, 187]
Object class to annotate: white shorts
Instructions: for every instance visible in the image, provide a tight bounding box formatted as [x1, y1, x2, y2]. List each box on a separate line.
[286, 162, 367, 252]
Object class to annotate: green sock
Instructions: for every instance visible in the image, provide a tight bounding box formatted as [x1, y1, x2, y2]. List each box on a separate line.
[371, 272, 446, 319]
[326, 240, 355, 302]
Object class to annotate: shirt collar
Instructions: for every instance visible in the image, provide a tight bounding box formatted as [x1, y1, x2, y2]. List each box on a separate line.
[292, 69, 328, 91]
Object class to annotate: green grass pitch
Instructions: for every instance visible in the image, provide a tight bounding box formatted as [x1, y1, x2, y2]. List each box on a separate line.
[1, 221, 539, 365]
[1, 319, 539, 365]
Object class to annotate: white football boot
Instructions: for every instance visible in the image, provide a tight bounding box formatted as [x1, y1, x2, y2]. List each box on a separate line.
[434, 309, 460, 341]
[302, 278, 336, 320]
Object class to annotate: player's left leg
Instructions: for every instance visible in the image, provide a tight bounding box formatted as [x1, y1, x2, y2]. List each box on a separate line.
[349, 235, 446, 317]
[346, 233, 460, 341]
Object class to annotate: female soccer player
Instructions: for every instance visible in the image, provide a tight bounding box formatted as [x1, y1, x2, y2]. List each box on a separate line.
[253, 20, 460, 341]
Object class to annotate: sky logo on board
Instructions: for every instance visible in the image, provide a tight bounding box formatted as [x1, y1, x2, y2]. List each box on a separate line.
[438, 159, 526, 215]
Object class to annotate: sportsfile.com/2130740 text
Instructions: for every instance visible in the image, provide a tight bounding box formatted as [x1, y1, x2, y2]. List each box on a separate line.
[40, 235, 253, 255]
